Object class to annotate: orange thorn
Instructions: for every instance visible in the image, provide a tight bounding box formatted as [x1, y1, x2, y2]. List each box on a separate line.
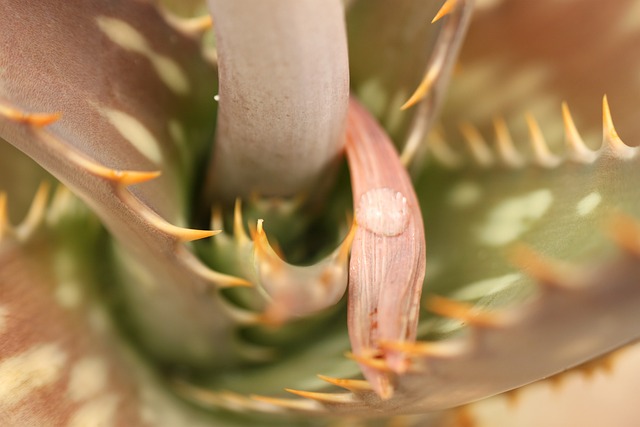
[233, 198, 250, 245]
[493, 116, 525, 168]
[525, 112, 560, 168]
[379, 339, 465, 358]
[284, 388, 353, 404]
[345, 352, 392, 371]
[561, 102, 597, 164]
[459, 121, 494, 167]
[169, 225, 220, 242]
[432, 0, 459, 23]
[317, 375, 373, 392]
[509, 244, 566, 288]
[601, 95, 635, 158]
[0, 192, 8, 238]
[107, 169, 161, 186]
[609, 214, 640, 257]
[0, 105, 61, 126]
[400, 65, 439, 110]
[183, 15, 213, 32]
[602, 95, 619, 142]
[426, 295, 498, 325]
[249, 394, 321, 411]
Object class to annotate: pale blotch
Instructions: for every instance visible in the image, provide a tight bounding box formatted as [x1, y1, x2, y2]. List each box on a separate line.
[55, 280, 82, 309]
[96, 16, 190, 95]
[68, 394, 119, 427]
[453, 273, 522, 301]
[151, 56, 190, 96]
[448, 181, 482, 208]
[0, 305, 7, 335]
[356, 188, 409, 237]
[0, 343, 67, 407]
[168, 119, 187, 150]
[68, 357, 108, 402]
[475, 0, 504, 10]
[476, 189, 553, 246]
[576, 192, 602, 217]
[88, 308, 110, 334]
[103, 109, 163, 165]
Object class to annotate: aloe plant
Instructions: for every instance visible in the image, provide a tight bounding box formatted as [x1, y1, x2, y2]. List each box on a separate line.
[2, 0, 640, 426]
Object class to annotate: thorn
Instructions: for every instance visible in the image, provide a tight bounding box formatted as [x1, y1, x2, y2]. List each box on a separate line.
[233, 198, 250, 245]
[0, 192, 8, 239]
[177, 15, 213, 33]
[525, 113, 561, 168]
[379, 339, 466, 358]
[503, 389, 521, 408]
[0, 104, 61, 126]
[251, 219, 281, 272]
[284, 388, 355, 404]
[400, 63, 439, 110]
[176, 246, 253, 288]
[561, 102, 597, 164]
[453, 406, 477, 427]
[427, 128, 463, 168]
[459, 121, 494, 167]
[509, 244, 567, 288]
[432, 0, 459, 23]
[72, 154, 161, 187]
[249, 394, 322, 411]
[158, 5, 213, 36]
[400, 105, 430, 167]
[134, 206, 219, 243]
[493, 116, 525, 168]
[336, 221, 357, 264]
[217, 298, 263, 325]
[608, 214, 640, 257]
[15, 181, 50, 239]
[210, 204, 224, 232]
[426, 295, 499, 326]
[103, 169, 161, 186]
[345, 352, 392, 372]
[316, 375, 373, 392]
[601, 95, 636, 159]
[167, 225, 219, 242]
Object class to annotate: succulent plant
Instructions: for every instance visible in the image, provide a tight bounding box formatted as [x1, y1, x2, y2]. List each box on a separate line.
[1, 0, 640, 426]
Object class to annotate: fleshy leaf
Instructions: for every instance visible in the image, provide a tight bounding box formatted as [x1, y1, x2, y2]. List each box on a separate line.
[0, 0, 247, 367]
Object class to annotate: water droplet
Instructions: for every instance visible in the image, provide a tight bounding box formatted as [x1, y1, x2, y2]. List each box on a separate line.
[356, 188, 409, 237]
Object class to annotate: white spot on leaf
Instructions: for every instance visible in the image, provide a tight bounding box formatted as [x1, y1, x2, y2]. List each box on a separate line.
[0, 343, 67, 407]
[68, 394, 118, 427]
[55, 280, 82, 309]
[453, 273, 522, 300]
[96, 16, 190, 95]
[68, 357, 108, 402]
[448, 181, 482, 208]
[577, 192, 602, 217]
[476, 189, 553, 246]
[103, 109, 163, 165]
